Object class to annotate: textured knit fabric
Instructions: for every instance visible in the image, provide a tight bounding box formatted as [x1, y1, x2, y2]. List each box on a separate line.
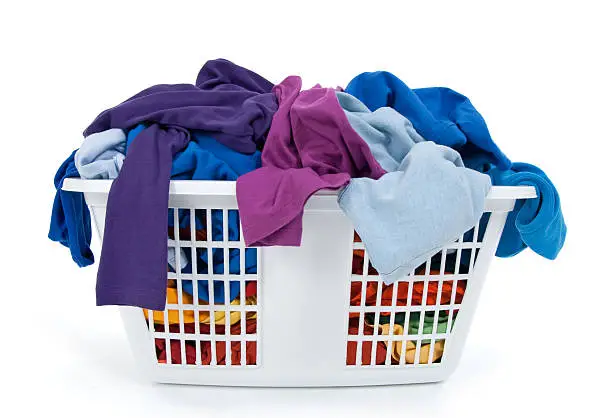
[49, 151, 94, 267]
[337, 93, 491, 283]
[75, 128, 126, 179]
[87, 59, 277, 310]
[236, 76, 385, 246]
[345, 71, 511, 170]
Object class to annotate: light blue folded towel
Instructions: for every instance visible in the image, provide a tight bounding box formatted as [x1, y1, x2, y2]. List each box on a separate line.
[337, 92, 492, 283]
[75, 128, 126, 179]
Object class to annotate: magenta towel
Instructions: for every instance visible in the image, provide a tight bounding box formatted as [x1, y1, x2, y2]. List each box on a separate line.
[237, 76, 385, 246]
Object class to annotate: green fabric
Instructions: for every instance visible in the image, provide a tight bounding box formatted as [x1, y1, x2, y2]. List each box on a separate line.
[366, 311, 454, 335]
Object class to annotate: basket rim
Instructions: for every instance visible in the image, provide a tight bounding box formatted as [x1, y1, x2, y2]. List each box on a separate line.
[62, 178, 537, 200]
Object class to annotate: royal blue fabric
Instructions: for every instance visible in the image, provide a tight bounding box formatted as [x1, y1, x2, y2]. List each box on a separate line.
[128, 124, 260, 303]
[488, 162, 565, 259]
[345, 71, 512, 170]
[463, 161, 566, 259]
[49, 150, 94, 267]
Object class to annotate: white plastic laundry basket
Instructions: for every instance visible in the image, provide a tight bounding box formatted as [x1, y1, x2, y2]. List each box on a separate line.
[63, 179, 535, 387]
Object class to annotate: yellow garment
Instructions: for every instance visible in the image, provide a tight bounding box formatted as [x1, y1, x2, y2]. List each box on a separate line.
[143, 286, 257, 325]
[379, 323, 445, 364]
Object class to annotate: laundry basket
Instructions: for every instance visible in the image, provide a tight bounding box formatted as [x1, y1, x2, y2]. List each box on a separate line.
[62, 179, 535, 387]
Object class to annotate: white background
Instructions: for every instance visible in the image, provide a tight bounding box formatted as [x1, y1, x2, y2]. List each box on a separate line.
[1, 0, 611, 416]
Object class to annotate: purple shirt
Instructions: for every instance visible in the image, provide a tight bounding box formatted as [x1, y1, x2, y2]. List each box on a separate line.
[87, 59, 277, 310]
[236, 76, 385, 246]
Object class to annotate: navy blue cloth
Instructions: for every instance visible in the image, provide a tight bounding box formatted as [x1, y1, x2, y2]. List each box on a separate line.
[345, 71, 512, 170]
[128, 124, 260, 303]
[49, 150, 94, 267]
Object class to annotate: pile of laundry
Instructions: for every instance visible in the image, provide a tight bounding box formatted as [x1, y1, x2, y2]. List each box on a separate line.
[50, 59, 566, 311]
[145, 279, 258, 366]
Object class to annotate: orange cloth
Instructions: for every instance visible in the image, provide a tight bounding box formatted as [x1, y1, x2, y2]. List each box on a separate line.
[144, 281, 257, 325]
[349, 270, 466, 317]
[346, 319, 445, 365]
[379, 323, 445, 364]
[346, 318, 388, 365]
[155, 320, 257, 365]
[352, 249, 380, 275]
